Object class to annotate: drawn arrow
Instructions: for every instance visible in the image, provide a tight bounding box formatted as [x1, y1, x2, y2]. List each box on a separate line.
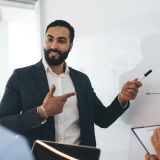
[146, 92, 160, 95]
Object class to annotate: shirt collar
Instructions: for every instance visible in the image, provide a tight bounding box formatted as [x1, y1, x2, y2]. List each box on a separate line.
[42, 57, 70, 76]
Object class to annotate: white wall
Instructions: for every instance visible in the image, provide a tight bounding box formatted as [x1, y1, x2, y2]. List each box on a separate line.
[37, 0, 160, 159]
[0, 20, 9, 99]
[0, 5, 40, 99]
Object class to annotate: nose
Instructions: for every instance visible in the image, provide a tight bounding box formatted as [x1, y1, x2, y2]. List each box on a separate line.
[50, 40, 58, 49]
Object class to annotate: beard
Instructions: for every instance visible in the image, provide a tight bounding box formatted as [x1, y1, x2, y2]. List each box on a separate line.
[44, 48, 70, 66]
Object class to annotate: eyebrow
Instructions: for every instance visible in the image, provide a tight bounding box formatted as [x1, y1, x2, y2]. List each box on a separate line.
[47, 35, 67, 41]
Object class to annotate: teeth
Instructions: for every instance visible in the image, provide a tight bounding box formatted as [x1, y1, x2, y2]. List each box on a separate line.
[50, 52, 57, 55]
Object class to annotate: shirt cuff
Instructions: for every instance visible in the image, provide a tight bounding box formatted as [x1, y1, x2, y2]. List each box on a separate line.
[118, 96, 129, 108]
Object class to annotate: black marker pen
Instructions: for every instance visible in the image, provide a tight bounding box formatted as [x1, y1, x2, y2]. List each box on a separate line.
[139, 69, 152, 81]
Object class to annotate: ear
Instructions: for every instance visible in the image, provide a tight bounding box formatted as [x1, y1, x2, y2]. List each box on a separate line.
[69, 43, 73, 51]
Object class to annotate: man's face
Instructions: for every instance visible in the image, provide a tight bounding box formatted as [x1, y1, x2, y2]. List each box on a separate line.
[44, 26, 72, 66]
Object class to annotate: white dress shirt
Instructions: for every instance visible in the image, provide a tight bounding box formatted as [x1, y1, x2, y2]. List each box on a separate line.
[42, 58, 80, 145]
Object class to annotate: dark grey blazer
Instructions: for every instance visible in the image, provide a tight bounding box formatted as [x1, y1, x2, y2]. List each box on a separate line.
[0, 60, 128, 147]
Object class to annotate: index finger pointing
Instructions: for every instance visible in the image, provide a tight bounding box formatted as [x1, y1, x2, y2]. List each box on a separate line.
[62, 92, 76, 99]
[128, 79, 142, 88]
[134, 80, 142, 88]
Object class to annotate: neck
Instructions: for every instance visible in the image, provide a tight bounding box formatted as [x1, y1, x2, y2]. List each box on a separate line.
[50, 62, 66, 75]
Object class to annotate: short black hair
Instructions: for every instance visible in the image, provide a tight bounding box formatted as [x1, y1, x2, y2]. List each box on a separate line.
[46, 20, 75, 43]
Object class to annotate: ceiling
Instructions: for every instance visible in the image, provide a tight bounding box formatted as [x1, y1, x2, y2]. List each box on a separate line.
[2, 0, 37, 5]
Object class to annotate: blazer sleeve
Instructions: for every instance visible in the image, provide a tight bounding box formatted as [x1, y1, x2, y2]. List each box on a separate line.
[85, 75, 129, 128]
[93, 93, 129, 128]
[0, 70, 42, 133]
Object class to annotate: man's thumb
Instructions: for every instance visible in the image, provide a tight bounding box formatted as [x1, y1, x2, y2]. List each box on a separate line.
[48, 84, 56, 96]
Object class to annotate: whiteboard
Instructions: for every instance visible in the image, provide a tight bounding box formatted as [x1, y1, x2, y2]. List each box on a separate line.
[120, 33, 160, 126]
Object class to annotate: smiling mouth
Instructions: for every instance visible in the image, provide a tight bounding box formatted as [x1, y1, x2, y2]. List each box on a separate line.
[49, 51, 60, 59]
[50, 51, 58, 55]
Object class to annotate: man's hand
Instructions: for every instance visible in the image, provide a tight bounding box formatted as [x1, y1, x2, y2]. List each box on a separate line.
[145, 153, 159, 160]
[118, 78, 142, 105]
[151, 128, 160, 159]
[38, 85, 75, 118]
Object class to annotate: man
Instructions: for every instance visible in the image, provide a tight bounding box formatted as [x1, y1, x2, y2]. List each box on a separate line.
[0, 20, 142, 147]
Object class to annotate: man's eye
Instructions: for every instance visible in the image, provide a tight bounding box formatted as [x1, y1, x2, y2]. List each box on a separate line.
[58, 39, 66, 43]
[47, 38, 53, 42]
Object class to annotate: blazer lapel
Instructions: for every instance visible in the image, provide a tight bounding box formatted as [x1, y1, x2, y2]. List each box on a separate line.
[31, 60, 49, 101]
[69, 68, 86, 133]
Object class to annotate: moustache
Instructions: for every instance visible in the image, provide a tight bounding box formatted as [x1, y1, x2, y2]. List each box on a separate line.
[48, 49, 61, 55]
